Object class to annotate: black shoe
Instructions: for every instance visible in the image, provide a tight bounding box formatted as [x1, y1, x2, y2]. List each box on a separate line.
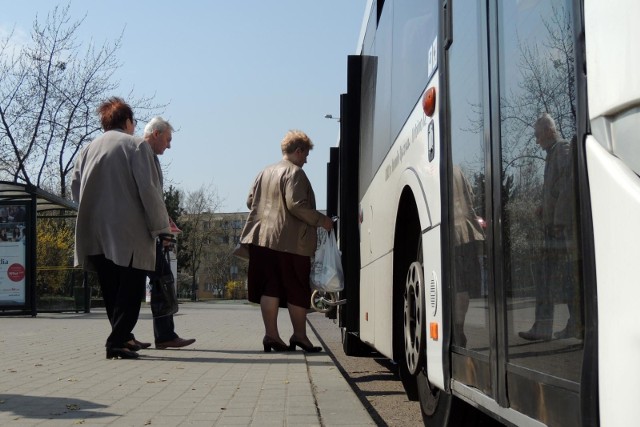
[263, 336, 290, 352]
[124, 341, 141, 351]
[289, 337, 322, 353]
[155, 337, 196, 349]
[518, 330, 551, 341]
[134, 339, 151, 349]
[106, 347, 139, 359]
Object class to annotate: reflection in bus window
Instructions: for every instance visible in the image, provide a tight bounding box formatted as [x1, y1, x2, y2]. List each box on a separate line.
[518, 114, 581, 342]
[448, 0, 490, 354]
[451, 166, 486, 348]
[498, 0, 583, 382]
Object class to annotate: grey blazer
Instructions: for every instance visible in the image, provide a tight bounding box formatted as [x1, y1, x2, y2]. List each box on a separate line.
[71, 130, 170, 272]
[240, 159, 324, 257]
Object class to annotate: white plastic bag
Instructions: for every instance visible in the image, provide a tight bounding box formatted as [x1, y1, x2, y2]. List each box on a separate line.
[310, 228, 344, 292]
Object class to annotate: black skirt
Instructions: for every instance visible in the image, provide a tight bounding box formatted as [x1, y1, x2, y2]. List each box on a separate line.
[247, 245, 311, 309]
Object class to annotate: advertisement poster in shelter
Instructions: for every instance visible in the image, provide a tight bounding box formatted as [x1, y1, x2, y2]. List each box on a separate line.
[0, 204, 27, 305]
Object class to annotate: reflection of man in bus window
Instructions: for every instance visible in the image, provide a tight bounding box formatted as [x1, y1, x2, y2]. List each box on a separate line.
[519, 113, 581, 341]
[452, 165, 485, 347]
[0, 228, 7, 241]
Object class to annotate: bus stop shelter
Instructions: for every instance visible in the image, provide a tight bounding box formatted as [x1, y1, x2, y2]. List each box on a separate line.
[0, 181, 77, 316]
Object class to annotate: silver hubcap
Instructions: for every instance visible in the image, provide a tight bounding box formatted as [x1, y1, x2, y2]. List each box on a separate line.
[404, 261, 424, 375]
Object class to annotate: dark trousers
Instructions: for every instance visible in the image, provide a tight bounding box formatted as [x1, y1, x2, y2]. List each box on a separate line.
[91, 255, 146, 349]
[153, 314, 178, 343]
[150, 241, 179, 343]
[533, 231, 579, 334]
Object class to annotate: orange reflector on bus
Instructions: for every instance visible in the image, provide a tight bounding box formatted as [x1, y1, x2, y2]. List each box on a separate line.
[422, 87, 436, 117]
[365, 312, 368, 322]
[430, 322, 439, 340]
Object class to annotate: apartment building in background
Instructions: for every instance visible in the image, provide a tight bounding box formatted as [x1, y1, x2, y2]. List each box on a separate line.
[188, 211, 248, 300]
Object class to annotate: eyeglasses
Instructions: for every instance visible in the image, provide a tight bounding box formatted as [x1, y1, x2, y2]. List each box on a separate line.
[132, 118, 138, 127]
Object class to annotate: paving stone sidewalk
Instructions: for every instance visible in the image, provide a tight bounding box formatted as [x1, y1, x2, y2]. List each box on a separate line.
[0, 301, 375, 426]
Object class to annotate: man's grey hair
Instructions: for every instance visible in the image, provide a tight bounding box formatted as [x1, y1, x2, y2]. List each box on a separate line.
[534, 113, 558, 138]
[144, 116, 174, 136]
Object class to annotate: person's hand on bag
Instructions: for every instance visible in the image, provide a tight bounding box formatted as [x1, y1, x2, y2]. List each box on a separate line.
[159, 232, 175, 249]
[321, 215, 333, 232]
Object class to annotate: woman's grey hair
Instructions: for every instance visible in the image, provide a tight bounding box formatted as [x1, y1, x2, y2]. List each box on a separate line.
[144, 116, 175, 136]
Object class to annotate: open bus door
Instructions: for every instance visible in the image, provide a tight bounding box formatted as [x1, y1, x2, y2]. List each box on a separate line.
[444, 1, 593, 424]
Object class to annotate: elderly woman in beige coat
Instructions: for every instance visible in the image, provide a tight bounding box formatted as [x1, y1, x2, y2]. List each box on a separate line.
[239, 130, 333, 352]
[72, 97, 170, 359]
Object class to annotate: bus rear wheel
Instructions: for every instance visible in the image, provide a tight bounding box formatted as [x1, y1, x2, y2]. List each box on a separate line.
[393, 195, 423, 401]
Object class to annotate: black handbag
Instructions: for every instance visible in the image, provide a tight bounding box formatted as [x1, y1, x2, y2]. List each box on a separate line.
[149, 238, 179, 318]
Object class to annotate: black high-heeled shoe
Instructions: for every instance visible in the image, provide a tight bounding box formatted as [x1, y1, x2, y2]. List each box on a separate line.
[288, 337, 322, 353]
[106, 347, 139, 359]
[263, 336, 290, 352]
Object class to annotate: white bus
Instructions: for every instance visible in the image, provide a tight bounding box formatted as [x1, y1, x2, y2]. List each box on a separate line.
[326, 0, 640, 425]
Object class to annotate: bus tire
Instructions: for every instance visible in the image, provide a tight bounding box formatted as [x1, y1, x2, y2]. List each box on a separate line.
[418, 382, 505, 426]
[393, 192, 421, 401]
[417, 372, 451, 425]
[342, 330, 369, 356]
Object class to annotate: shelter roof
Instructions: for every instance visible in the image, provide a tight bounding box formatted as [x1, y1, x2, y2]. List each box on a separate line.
[0, 181, 77, 215]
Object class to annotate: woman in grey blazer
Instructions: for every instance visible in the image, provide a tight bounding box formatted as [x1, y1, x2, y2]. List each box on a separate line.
[239, 130, 333, 353]
[72, 97, 171, 359]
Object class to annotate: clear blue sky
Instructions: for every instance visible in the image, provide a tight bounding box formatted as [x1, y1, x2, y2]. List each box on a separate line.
[1, 1, 367, 212]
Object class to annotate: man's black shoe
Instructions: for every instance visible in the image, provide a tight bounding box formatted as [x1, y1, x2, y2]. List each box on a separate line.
[518, 330, 552, 341]
[155, 337, 196, 349]
[553, 326, 582, 339]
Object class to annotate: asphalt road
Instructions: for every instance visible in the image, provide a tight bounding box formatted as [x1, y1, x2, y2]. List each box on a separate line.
[308, 312, 424, 427]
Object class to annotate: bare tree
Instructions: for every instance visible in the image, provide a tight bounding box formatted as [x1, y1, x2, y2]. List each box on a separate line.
[458, 6, 577, 291]
[201, 245, 234, 298]
[500, 5, 576, 181]
[179, 183, 224, 301]
[499, 5, 577, 290]
[0, 3, 165, 197]
[463, 6, 576, 181]
[201, 230, 248, 300]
